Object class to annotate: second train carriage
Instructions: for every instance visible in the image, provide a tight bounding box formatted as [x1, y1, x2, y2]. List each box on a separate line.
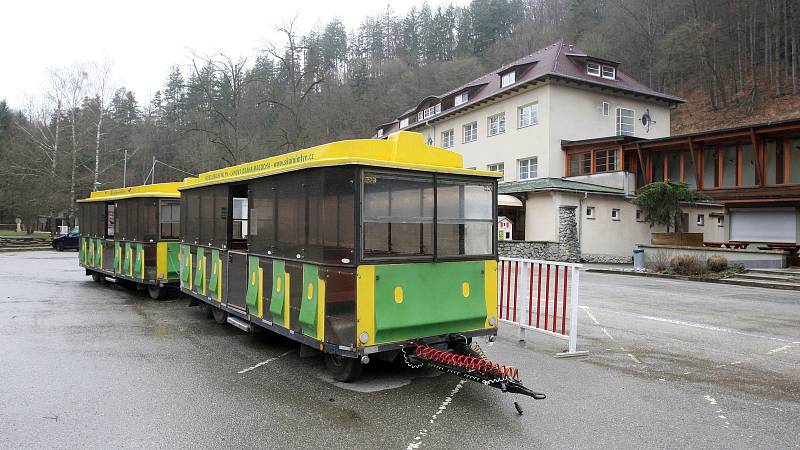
[178, 132, 501, 381]
[77, 183, 184, 299]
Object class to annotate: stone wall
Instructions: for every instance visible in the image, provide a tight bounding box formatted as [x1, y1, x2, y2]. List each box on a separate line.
[498, 205, 582, 262]
[558, 206, 580, 262]
[582, 254, 633, 264]
[497, 240, 561, 260]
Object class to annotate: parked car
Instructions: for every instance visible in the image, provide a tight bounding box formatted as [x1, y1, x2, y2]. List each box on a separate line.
[52, 229, 80, 251]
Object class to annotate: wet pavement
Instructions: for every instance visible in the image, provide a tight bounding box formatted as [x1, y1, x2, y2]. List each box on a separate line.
[1, 251, 798, 449]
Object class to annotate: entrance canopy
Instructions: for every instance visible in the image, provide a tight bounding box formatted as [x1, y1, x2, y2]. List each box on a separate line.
[498, 194, 523, 207]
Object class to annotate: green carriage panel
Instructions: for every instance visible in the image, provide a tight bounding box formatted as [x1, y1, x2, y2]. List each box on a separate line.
[371, 261, 487, 344]
[209, 249, 221, 300]
[298, 264, 321, 339]
[269, 260, 288, 328]
[245, 255, 260, 315]
[193, 247, 205, 294]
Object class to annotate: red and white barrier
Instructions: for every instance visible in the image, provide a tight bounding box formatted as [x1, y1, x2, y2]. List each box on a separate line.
[498, 257, 587, 357]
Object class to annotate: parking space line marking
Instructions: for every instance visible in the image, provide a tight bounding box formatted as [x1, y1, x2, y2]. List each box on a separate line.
[602, 328, 615, 340]
[632, 313, 792, 343]
[237, 349, 293, 374]
[582, 308, 600, 325]
[407, 380, 466, 450]
[767, 344, 791, 354]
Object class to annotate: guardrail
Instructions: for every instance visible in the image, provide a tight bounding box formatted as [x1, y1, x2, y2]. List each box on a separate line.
[498, 257, 587, 357]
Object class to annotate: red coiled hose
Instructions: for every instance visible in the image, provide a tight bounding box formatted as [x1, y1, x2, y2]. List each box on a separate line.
[414, 345, 520, 382]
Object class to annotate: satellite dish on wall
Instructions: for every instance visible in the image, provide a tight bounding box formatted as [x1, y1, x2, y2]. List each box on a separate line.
[641, 109, 656, 133]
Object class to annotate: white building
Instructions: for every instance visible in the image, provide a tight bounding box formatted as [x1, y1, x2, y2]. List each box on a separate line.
[376, 41, 726, 262]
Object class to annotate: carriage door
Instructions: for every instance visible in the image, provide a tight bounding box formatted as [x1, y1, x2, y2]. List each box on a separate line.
[226, 184, 250, 311]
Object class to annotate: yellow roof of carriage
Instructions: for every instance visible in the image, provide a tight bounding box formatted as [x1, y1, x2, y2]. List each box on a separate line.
[180, 131, 501, 190]
[77, 182, 183, 202]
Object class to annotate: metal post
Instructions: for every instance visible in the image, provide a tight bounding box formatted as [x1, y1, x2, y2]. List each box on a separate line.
[123, 148, 127, 187]
[151, 156, 156, 184]
[556, 265, 588, 358]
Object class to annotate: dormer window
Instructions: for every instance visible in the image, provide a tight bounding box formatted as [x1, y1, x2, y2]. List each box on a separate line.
[377, 128, 384, 138]
[587, 62, 616, 79]
[418, 103, 442, 121]
[399, 117, 409, 128]
[501, 71, 516, 87]
[454, 92, 469, 106]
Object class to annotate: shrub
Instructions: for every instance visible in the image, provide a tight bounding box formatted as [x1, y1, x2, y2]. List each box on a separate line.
[707, 255, 729, 272]
[669, 254, 707, 276]
[646, 250, 671, 272]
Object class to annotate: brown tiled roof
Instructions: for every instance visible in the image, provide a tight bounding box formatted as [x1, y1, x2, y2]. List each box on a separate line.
[376, 41, 684, 136]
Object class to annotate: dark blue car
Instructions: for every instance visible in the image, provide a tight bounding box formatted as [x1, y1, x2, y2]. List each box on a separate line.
[52, 229, 80, 251]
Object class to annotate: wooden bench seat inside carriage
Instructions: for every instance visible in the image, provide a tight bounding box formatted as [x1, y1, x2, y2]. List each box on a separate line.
[177, 131, 504, 381]
[77, 182, 184, 299]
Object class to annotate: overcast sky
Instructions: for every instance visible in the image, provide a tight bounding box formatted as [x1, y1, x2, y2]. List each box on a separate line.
[2, 0, 466, 107]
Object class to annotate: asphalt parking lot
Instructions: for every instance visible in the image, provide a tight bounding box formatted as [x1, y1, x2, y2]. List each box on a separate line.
[1, 251, 798, 449]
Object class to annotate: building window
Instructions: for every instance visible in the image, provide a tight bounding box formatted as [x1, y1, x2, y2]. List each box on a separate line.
[636, 210, 643, 222]
[595, 149, 618, 172]
[616, 107, 634, 136]
[716, 215, 724, 227]
[602, 102, 610, 116]
[376, 129, 384, 138]
[487, 163, 504, 181]
[587, 62, 601, 77]
[463, 122, 478, 143]
[518, 157, 538, 180]
[586, 206, 596, 219]
[501, 71, 516, 87]
[399, 117, 409, 128]
[487, 112, 506, 136]
[518, 103, 538, 128]
[601, 66, 616, 79]
[697, 214, 705, 226]
[611, 208, 621, 221]
[418, 103, 442, 121]
[455, 92, 469, 106]
[441, 129, 454, 148]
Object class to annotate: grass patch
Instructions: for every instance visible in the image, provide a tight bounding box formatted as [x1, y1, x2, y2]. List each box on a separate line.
[0, 230, 50, 237]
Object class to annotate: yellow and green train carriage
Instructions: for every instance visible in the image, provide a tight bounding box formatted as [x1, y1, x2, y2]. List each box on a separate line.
[178, 132, 501, 381]
[77, 183, 183, 299]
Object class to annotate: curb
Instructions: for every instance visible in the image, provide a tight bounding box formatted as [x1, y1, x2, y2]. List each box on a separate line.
[585, 268, 800, 291]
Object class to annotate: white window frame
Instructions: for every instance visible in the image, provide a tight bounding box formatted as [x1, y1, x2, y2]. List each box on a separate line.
[487, 112, 506, 137]
[586, 206, 596, 219]
[602, 102, 610, 116]
[587, 62, 601, 77]
[419, 103, 441, 121]
[611, 208, 621, 221]
[518, 157, 538, 180]
[463, 122, 478, 143]
[441, 129, 454, 148]
[518, 103, 538, 128]
[716, 215, 724, 227]
[399, 117, 409, 128]
[601, 65, 616, 79]
[376, 129, 384, 138]
[697, 214, 705, 226]
[501, 71, 516, 87]
[616, 107, 635, 136]
[487, 163, 505, 181]
[454, 92, 469, 106]
[635, 209, 644, 222]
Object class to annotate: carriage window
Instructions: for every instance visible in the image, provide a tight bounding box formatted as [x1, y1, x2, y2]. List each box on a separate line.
[436, 179, 494, 257]
[363, 173, 434, 259]
[232, 197, 248, 240]
[106, 203, 115, 238]
[159, 200, 180, 240]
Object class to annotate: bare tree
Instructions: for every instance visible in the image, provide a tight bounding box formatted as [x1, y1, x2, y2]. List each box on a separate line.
[87, 59, 115, 190]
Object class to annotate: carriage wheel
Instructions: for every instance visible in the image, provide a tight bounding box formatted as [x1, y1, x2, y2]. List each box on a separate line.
[91, 272, 102, 283]
[148, 284, 165, 300]
[324, 353, 363, 383]
[212, 306, 228, 324]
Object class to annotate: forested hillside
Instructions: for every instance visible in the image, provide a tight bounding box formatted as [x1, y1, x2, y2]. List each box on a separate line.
[2, 0, 799, 227]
